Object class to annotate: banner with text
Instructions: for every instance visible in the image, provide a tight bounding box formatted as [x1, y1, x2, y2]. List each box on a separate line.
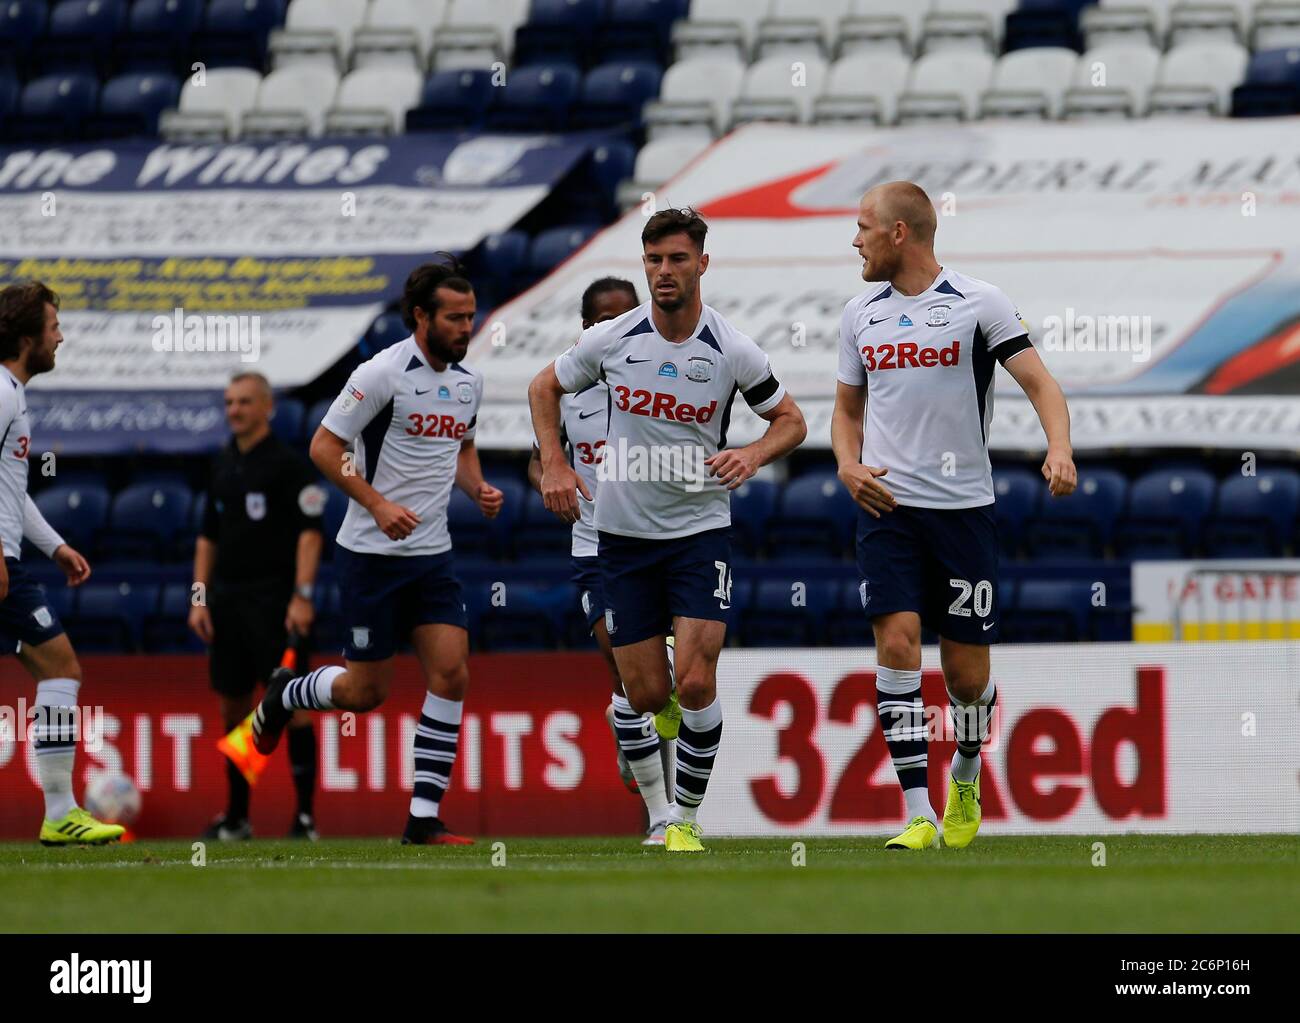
[1132, 560, 1300, 641]
[0, 133, 593, 392]
[1, 643, 1293, 838]
[467, 119, 1300, 452]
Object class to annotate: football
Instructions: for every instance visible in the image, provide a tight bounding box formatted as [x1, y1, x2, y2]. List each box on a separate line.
[83, 771, 142, 827]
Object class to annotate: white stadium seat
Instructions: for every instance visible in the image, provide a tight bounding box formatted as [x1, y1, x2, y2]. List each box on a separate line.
[729, 53, 829, 128]
[268, 0, 368, 71]
[981, 46, 1077, 119]
[921, 0, 1016, 54]
[896, 49, 994, 123]
[643, 56, 747, 140]
[1168, 0, 1253, 48]
[672, 0, 774, 63]
[1253, 1, 1300, 50]
[1064, 44, 1161, 119]
[1081, 0, 1176, 50]
[837, 0, 932, 57]
[159, 67, 262, 142]
[756, 0, 852, 60]
[433, 0, 529, 70]
[616, 136, 714, 211]
[324, 66, 422, 135]
[813, 51, 911, 125]
[355, 0, 449, 69]
[240, 65, 340, 139]
[1148, 41, 1249, 115]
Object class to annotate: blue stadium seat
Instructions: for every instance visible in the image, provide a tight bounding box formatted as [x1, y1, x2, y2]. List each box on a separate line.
[766, 470, 857, 558]
[0, 1, 49, 73]
[1204, 469, 1300, 557]
[89, 72, 180, 138]
[0, 70, 17, 135]
[319, 484, 348, 551]
[1004, 579, 1092, 643]
[10, 73, 100, 142]
[306, 398, 334, 438]
[1119, 468, 1216, 559]
[33, 483, 111, 554]
[572, 60, 662, 130]
[992, 468, 1041, 556]
[484, 62, 581, 132]
[1232, 48, 1300, 117]
[472, 230, 531, 307]
[564, 138, 637, 221]
[595, 0, 687, 64]
[1025, 467, 1127, 558]
[475, 581, 567, 651]
[825, 578, 868, 646]
[1003, 1, 1085, 52]
[37, 0, 127, 74]
[118, 0, 204, 73]
[143, 581, 205, 652]
[514, 488, 574, 557]
[513, 0, 605, 68]
[360, 311, 409, 357]
[729, 478, 778, 555]
[69, 580, 160, 652]
[739, 577, 840, 647]
[197, 0, 287, 69]
[406, 69, 496, 133]
[191, 490, 207, 533]
[269, 396, 305, 445]
[527, 224, 599, 279]
[103, 483, 193, 560]
[448, 477, 525, 558]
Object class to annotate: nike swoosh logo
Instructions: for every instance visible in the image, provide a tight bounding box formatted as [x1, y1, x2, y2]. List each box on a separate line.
[578, 410, 602, 420]
[868, 315, 890, 325]
[414, 388, 431, 395]
[626, 356, 651, 364]
[982, 621, 995, 631]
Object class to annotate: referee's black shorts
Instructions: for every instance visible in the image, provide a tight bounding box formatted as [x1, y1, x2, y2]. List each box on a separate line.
[209, 580, 303, 697]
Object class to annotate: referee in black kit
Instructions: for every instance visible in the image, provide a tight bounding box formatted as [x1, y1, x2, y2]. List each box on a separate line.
[189, 371, 325, 840]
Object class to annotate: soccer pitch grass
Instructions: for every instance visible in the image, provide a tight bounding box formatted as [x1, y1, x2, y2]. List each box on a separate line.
[1, 835, 1296, 933]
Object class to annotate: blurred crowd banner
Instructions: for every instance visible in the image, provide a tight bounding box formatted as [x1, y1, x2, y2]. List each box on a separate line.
[0, 133, 594, 397]
[1133, 560, 1300, 641]
[470, 119, 1300, 453]
[1, 644, 1295, 839]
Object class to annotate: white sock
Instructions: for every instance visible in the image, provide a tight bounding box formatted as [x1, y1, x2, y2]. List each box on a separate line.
[410, 692, 463, 818]
[282, 665, 342, 711]
[610, 694, 670, 821]
[34, 677, 81, 821]
[675, 698, 723, 824]
[949, 680, 997, 784]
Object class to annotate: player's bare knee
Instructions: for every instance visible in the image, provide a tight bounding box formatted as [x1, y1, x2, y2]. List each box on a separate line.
[430, 663, 469, 701]
[626, 686, 665, 716]
[675, 672, 714, 708]
[876, 631, 919, 669]
[946, 673, 987, 705]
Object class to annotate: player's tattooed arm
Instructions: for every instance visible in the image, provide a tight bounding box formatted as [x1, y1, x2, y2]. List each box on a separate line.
[707, 392, 807, 489]
[309, 425, 420, 541]
[1003, 346, 1077, 498]
[832, 380, 896, 518]
[528, 362, 590, 524]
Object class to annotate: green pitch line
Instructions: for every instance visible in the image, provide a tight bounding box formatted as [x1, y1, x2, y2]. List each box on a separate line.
[0, 835, 1296, 933]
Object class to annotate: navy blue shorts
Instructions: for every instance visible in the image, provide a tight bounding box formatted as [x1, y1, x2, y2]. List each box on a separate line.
[597, 527, 732, 647]
[571, 556, 605, 632]
[0, 558, 65, 653]
[336, 547, 467, 662]
[855, 504, 1000, 645]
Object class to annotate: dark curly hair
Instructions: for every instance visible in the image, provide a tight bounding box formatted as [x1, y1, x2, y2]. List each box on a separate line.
[0, 281, 58, 362]
[400, 254, 473, 332]
[641, 207, 708, 252]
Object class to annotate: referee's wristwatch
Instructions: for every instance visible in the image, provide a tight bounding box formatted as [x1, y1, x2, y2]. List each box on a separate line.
[294, 583, 315, 602]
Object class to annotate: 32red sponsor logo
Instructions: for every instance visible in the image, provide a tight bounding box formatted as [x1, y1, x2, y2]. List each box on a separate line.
[612, 386, 717, 424]
[405, 413, 468, 439]
[860, 340, 960, 371]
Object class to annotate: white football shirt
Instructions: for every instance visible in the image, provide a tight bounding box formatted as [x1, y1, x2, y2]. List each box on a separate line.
[0, 367, 30, 561]
[554, 301, 784, 540]
[837, 268, 1032, 509]
[559, 382, 609, 558]
[321, 336, 483, 556]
